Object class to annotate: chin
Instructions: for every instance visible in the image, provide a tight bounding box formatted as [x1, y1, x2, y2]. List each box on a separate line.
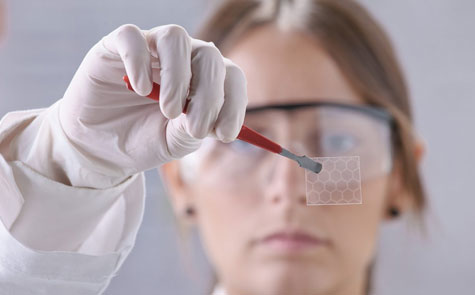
[246, 262, 334, 295]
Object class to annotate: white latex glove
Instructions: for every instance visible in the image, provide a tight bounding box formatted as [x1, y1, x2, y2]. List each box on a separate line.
[58, 24, 247, 185]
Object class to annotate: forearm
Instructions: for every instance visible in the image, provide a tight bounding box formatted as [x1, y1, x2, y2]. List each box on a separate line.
[6, 100, 132, 189]
[0, 106, 147, 293]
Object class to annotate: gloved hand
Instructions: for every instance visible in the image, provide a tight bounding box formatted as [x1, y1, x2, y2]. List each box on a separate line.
[58, 24, 248, 185]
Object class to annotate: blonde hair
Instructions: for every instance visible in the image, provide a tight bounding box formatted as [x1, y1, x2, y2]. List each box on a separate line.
[196, 0, 426, 213]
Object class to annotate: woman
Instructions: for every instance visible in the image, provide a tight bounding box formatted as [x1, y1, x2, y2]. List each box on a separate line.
[0, 0, 425, 294]
[161, 0, 426, 294]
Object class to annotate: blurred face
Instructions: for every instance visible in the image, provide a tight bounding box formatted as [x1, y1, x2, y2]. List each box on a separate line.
[165, 24, 397, 295]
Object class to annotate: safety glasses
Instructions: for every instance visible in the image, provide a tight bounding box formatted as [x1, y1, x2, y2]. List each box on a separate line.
[184, 101, 395, 192]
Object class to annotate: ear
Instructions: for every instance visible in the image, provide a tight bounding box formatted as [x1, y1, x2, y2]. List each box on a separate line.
[384, 138, 426, 220]
[414, 137, 426, 163]
[159, 161, 197, 225]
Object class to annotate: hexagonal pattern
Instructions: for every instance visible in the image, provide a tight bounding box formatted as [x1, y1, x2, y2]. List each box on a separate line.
[306, 156, 362, 205]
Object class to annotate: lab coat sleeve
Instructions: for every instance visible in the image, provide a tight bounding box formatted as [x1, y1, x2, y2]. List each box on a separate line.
[0, 101, 146, 294]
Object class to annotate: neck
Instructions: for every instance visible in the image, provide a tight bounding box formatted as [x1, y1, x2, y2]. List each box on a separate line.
[329, 269, 368, 295]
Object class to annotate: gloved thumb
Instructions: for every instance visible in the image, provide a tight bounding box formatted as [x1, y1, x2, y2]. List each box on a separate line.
[165, 114, 202, 159]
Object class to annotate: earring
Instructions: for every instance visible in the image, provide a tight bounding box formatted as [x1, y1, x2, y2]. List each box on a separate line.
[389, 207, 400, 218]
[185, 206, 195, 217]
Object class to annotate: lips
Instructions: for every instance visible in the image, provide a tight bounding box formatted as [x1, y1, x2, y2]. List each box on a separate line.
[258, 230, 327, 252]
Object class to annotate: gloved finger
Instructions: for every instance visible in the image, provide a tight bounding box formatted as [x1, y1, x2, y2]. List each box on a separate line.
[103, 24, 153, 96]
[185, 39, 226, 139]
[166, 114, 202, 159]
[146, 25, 192, 120]
[214, 58, 248, 143]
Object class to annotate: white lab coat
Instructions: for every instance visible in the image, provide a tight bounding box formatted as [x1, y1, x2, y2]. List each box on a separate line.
[0, 102, 146, 294]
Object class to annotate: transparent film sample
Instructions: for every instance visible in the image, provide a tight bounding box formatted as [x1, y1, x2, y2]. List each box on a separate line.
[306, 156, 362, 205]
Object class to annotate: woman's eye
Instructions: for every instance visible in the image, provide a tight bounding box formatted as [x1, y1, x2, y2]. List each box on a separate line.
[322, 133, 358, 154]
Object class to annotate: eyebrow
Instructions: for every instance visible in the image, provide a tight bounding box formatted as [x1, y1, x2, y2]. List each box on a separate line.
[245, 101, 394, 123]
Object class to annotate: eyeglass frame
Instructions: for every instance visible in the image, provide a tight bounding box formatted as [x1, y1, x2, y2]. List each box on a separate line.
[243, 100, 397, 172]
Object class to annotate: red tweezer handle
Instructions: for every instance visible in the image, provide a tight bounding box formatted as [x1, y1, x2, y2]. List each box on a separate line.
[123, 75, 282, 154]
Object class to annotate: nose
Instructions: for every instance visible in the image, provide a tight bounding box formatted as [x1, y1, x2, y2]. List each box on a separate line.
[263, 154, 307, 206]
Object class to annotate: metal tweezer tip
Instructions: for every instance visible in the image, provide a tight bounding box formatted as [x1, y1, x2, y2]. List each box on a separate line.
[279, 148, 322, 174]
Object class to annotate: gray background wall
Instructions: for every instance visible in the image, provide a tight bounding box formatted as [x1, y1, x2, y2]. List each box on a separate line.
[0, 1, 473, 294]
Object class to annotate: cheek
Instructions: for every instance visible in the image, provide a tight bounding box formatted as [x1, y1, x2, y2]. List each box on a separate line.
[190, 172, 260, 281]
[326, 176, 388, 273]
